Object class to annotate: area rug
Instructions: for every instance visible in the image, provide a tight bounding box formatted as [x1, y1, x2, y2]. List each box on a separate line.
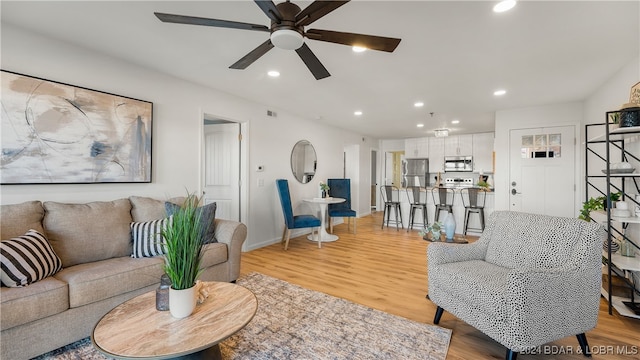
[33, 272, 451, 360]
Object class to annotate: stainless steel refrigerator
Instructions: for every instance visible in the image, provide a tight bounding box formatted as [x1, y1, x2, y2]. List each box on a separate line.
[402, 158, 429, 187]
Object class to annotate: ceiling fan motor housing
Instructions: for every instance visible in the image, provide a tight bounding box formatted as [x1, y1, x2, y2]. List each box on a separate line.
[270, 1, 304, 50]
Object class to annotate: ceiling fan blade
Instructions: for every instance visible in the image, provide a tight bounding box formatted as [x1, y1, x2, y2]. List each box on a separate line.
[295, 43, 330, 80]
[254, 0, 283, 23]
[295, 1, 349, 27]
[305, 29, 401, 52]
[229, 39, 275, 70]
[154, 12, 269, 32]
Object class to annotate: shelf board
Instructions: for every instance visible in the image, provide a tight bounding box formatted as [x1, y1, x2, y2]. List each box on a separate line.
[603, 251, 640, 271]
[586, 125, 640, 142]
[601, 288, 640, 319]
[586, 173, 640, 178]
[592, 210, 640, 223]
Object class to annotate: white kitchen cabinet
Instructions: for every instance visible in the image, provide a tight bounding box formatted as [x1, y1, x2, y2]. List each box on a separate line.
[428, 137, 445, 173]
[444, 135, 473, 156]
[405, 137, 429, 158]
[472, 132, 494, 173]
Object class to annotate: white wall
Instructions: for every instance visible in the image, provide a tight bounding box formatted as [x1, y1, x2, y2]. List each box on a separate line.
[0, 24, 378, 250]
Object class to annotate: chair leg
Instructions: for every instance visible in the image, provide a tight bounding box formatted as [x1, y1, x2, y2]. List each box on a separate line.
[463, 209, 470, 235]
[422, 205, 428, 229]
[317, 227, 322, 249]
[398, 205, 403, 229]
[407, 207, 414, 232]
[353, 217, 356, 234]
[283, 229, 291, 250]
[381, 205, 387, 229]
[434, 306, 444, 324]
[394, 205, 400, 230]
[576, 333, 591, 357]
[480, 208, 486, 232]
[329, 216, 334, 234]
[506, 349, 518, 360]
[281, 226, 288, 244]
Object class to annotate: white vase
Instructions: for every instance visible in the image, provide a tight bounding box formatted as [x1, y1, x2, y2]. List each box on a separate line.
[169, 286, 197, 318]
[443, 213, 456, 241]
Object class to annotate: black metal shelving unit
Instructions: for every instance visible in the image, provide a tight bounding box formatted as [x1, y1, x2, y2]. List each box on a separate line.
[585, 115, 640, 318]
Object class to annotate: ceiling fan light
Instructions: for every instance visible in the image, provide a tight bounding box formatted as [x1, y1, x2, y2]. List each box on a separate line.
[271, 29, 304, 50]
[434, 129, 449, 137]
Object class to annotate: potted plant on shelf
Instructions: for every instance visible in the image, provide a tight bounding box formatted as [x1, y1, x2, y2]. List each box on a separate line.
[578, 192, 622, 222]
[162, 193, 208, 318]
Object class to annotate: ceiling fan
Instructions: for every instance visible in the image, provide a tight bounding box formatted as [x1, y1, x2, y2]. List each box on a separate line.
[154, 0, 401, 80]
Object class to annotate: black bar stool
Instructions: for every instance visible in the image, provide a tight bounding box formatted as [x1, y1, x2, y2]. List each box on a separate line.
[460, 187, 487, 235]
[406, 186, 427, 232]
[380, 185, 403, 230]
[431, 187, 454, 222]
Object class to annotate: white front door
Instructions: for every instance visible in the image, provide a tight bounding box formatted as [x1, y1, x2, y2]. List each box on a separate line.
[509, 125, 576, 217]
[203, 123, 240, 221]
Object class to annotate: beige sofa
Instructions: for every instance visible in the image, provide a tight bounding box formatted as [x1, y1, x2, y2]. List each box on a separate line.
[0, 196, 247, 360]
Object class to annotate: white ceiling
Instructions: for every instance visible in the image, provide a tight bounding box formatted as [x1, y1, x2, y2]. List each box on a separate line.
[2, 1, 638, 139]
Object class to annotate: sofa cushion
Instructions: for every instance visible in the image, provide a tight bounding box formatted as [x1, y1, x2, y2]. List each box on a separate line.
[54, 256, 164, 308]
[165, 201, 218, 243]
[43, 199, 132, 267]
[131, 217, 172, 258]
[129, 196, 185, 222]
[0, 276, 68, 329]
[201, 242, 228, 268]
[0, 201, 45, 239]
[1, 229, 63, 287]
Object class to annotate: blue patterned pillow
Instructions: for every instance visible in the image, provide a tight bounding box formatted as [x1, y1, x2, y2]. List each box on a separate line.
[165, 202, 217, 243]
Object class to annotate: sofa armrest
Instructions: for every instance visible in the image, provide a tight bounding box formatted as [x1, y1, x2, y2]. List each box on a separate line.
[213, 219, 247, 281]
[427, 241, 488, 266]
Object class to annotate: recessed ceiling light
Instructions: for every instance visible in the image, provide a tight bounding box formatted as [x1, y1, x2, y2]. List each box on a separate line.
[494, 89, 507, 96]
[352, 46, 367, 53]
[267, 70, 280, 77]
[417, 124, 424, 128]
[451, 120, 460, 124]
[414, 102, 424, 107]
[354, 110, 363, 116]
[493, 0, 516, 13]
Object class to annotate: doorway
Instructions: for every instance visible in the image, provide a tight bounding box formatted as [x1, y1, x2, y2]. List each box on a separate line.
[202, 117, 245, 222]
[509, 125, 576, 217]
[371, 149, 377, 210]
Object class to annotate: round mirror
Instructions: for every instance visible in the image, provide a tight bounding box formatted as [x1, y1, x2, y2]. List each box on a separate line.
[290, 140, 317, 183]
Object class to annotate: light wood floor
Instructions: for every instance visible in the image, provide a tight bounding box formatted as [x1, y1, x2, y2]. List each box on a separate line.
[240, 212, 640, 360]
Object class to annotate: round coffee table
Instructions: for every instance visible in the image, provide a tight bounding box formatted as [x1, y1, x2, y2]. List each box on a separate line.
[92, 281, 257, 359]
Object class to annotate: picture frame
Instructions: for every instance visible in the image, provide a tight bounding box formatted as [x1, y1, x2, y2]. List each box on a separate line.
[1, 70, 153, 184]
[630, 81, 640, 106]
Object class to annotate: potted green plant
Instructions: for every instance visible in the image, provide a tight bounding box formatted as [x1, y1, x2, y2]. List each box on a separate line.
[162, 193, 208, 318]
[420, 221, 444, 241]
[578, 192, 622, 222]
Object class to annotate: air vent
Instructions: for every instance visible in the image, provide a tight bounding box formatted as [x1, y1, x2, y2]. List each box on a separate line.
[267, 110, 277, 117]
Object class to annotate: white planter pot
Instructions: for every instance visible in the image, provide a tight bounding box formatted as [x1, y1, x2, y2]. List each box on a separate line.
[169, 286, 197, 318]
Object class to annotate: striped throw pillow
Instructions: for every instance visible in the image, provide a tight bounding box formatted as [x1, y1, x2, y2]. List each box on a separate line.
[131, 216, 172, 258]
[1, 229, 63, 287]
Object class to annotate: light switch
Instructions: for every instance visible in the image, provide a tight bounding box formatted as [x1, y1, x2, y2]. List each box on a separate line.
[258, 178, 264, 187]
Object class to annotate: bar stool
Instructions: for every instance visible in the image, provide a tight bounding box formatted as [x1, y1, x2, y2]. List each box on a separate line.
[460, 187, 487, 235]
[380, 185, 403, 230]
[406, 186, 427, 232]
[431, 187, 454, 222]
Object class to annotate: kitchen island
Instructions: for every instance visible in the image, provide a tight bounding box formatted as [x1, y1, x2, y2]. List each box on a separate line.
[396, 186, 495, 234]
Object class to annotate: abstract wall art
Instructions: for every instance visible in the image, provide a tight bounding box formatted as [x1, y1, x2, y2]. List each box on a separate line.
[1, 70, 152, 184]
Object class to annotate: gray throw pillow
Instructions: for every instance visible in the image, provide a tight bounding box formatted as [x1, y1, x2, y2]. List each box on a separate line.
[164, 202, 217, 244]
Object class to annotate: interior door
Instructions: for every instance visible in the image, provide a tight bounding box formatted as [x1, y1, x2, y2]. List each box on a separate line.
[509, 126, 575, 217]
[203, 123, 240, 221]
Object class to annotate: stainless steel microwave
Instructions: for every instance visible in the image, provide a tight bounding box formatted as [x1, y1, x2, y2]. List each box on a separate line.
[444, 156, 473, 172]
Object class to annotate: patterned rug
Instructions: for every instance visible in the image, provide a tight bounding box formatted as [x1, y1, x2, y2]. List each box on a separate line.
[33, 272, 451, 360]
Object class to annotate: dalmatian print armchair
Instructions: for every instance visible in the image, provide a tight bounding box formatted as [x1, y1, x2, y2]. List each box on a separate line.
[427, 211, 604, 360]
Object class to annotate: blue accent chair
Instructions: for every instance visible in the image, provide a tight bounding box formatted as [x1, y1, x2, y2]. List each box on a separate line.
[276, 179, 321, 249]
[327, 178, 357, 234]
